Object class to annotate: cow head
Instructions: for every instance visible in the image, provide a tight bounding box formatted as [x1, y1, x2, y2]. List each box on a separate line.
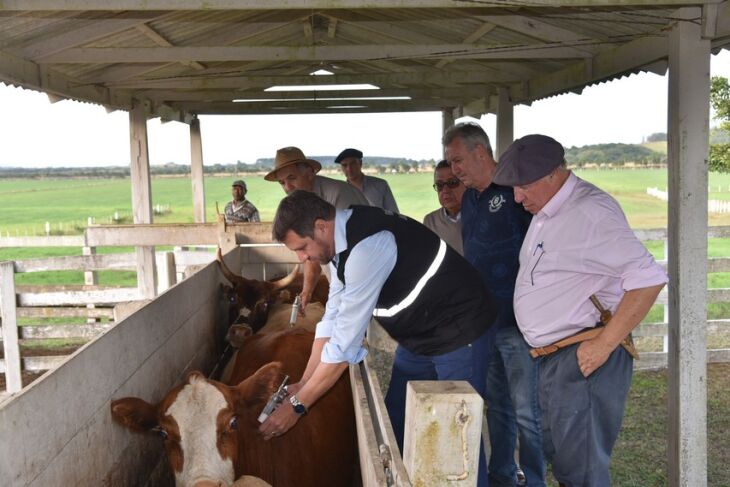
[217, 249, 300, 326]
[111, 365, 284, 487]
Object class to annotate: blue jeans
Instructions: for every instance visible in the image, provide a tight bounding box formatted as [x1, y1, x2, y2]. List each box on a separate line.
[485, 326, 546, 487]
[539, 343, 633, 487]
[385, 329, 493, 487]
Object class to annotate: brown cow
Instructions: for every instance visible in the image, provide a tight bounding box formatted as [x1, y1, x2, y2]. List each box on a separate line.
[111, 329, 356, 487]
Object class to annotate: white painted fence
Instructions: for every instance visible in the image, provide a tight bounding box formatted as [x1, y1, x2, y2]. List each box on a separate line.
[647, 187, 730, 214]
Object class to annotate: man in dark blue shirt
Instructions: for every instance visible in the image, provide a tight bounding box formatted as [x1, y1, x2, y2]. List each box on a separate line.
[444, 122, 545, 487]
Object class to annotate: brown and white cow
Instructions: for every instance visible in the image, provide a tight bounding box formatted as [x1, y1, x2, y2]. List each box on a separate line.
[111, 329, 356, 487]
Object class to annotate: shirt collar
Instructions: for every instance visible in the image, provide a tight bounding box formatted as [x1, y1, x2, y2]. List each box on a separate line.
[442, 208, 461, 223]
[334, 209, 352, 255]
[539, 171, 577, 219]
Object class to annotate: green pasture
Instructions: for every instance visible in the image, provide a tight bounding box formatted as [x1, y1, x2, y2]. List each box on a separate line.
[4, 169, 730, 235]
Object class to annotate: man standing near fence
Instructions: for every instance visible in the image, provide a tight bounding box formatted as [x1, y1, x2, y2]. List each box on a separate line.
[492, 134, 668, 487]
[224, 179, 260, 223]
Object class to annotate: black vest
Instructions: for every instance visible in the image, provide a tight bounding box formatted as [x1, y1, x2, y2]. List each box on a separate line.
[337, 206, 496, 355]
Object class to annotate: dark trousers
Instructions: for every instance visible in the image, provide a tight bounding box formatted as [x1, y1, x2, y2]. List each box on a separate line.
[385, 329, 494, 487]
[539, 343, 633, 487]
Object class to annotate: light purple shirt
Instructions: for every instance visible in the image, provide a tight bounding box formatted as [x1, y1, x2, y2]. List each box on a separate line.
[514, 172, 668, 348]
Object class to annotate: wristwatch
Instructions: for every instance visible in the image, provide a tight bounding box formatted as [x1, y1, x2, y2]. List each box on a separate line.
[289, 394, 308, 415]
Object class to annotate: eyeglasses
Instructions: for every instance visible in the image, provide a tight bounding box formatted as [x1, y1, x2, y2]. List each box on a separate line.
[433, 178, 461, 192]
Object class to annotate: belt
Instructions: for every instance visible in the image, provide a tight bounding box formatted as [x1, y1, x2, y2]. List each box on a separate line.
[529, 326, 639, 360]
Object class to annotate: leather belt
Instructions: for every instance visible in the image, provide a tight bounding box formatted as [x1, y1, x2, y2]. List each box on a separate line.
[529, 326, 639, 360]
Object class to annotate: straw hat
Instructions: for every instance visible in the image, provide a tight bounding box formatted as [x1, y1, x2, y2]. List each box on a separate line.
[264, 146, 322, 181]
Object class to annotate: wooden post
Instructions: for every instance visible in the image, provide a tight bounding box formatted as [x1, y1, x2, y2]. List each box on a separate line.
[495, 87, 514, 158]
[0, 262, 22, 393]
[83, 245, 98, 324]
[442, 107, 455, 138]
[403, 381, 483, 487]
[129, 100, 157, 298]
[190, 116, 207, 223]
[667, 7, 710, 486]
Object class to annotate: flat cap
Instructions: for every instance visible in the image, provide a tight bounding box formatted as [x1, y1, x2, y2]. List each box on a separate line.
[493, 134, 565, 187]
[335, 148, 363, 164]
[231, 179, 246, 188]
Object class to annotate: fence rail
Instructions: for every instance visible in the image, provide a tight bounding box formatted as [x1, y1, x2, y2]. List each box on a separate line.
[2, 223, 730, 389]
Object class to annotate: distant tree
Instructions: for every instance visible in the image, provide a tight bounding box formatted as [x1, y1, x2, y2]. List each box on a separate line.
[646, 132, 667, 142]
[710, 76, 730, 173]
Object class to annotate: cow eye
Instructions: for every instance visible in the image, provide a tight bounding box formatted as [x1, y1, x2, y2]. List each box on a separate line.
[229, 416, 238, 431]
[153, 427, 168, 439]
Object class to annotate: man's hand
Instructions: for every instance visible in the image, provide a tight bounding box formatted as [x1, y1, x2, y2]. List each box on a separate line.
[285, 381, 303, 396]
[258, 400, 301, 441]
[576, 337, 614, 377]
[298, 289, 312, 317]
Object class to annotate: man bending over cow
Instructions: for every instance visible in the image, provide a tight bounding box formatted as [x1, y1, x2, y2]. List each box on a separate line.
[260, 190, 498, 487]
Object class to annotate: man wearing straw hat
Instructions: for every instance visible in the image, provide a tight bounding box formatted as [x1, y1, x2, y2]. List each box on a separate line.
[266, 146, 369, 310]
[265, 146, 368, 209]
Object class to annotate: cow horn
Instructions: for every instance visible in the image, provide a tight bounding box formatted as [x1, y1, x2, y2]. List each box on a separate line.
[217, 247, 245, 284]
[271, 264, 300, 290]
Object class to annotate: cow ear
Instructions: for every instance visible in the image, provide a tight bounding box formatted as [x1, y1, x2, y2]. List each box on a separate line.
[111, 397, 159, 433]
[233, 362, 285, 412]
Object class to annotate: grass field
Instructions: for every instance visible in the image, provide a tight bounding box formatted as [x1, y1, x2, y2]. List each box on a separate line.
[4, 168, 730, 235]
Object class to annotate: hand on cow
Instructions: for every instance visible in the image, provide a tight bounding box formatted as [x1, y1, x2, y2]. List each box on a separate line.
[258, 400, 300, 441]
[576, 337, 614, 377]
[298, 290, 312, 317]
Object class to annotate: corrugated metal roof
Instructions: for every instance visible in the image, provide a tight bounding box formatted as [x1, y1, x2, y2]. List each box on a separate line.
[0, 1, 728, 120]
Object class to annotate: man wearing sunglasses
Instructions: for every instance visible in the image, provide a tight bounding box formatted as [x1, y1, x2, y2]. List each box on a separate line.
[423, 160, 466, 256]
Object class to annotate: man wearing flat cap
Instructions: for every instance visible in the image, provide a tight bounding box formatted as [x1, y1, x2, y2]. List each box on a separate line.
[493, 134, 668, 487]
[444, 122, 543, 487]
[335, 148, 399, 213]
[224, 179, 260, 223]
[266, 146, 369, 310]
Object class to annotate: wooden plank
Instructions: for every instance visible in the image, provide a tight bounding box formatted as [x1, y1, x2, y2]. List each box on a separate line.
[350, 363, 389, 487]
[13, 253, 136, 272]
[85, 224, 219, 246]
[0, 262, 22, 393]
[0, 235, 84, 248]
[17, 307, 114, 319]
[707, 257, 730, 273]
[636, 349, 730, 371]
[18, 288, 139, 306]
[667, 9, 710, 486]
[634, 319, 730, 337]
[19, 323, 112, 339]
[0, 356, 66, 373]
[190, 118, 206, 223]
[0, 1, 715, 10]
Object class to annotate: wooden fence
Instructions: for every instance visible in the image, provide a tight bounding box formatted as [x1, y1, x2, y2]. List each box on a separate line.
[2, 223, 730, 393]
[0, 221, 273, 393]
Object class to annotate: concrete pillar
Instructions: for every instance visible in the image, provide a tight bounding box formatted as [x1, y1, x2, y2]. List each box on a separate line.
[0, 262, 22, 393]
[495, 87, 514, 158]
[190, 116, 206, 223]
[403, 381, 483, 487]
[667, 7, 710, 486]
[129, 101, 157, 299]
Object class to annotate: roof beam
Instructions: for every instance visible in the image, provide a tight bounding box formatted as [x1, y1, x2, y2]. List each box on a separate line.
[173, 99, 459, 115]
[0, 48, 131, 109]
[40, 43, 594, 63]
[104, 70, 502, 90]
[0, 1, 719, 10]
[136, 86, 490, 102]
[135, 23, 206, 71]
[436, 22, 497, 69]
[9, 12, 170, 60]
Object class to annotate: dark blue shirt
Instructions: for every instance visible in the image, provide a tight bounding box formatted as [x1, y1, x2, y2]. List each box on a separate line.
[461, 184, 532, 329]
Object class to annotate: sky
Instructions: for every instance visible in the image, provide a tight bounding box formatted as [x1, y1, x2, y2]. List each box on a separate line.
[0, 50, 729, 168]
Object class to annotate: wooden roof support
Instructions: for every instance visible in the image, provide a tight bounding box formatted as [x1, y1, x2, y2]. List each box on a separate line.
[190, 117, 206, 224]
[666, 7, 710, 487]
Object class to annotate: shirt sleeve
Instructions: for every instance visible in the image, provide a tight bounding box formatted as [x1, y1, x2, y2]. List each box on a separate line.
[317, 231, 397, 364]
[583, 207, 668, 291]
[382, 183, 400, 213]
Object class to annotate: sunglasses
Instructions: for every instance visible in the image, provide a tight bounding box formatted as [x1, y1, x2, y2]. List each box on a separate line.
[433, 178, 461, 192]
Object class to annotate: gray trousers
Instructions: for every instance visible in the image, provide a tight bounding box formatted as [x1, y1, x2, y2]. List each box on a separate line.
[538, 343, 633, 487]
